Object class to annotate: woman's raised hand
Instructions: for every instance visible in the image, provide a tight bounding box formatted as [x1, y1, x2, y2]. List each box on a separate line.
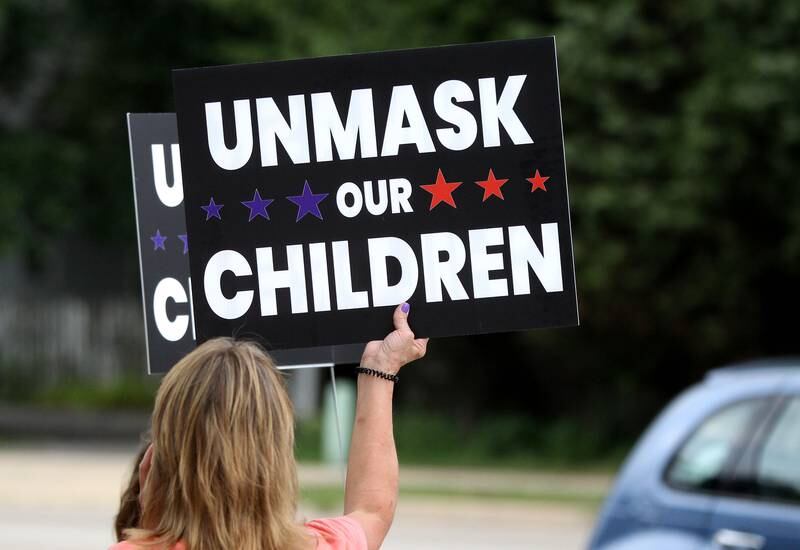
[360, 303, 428, 375]
[348, 303, 428, 549]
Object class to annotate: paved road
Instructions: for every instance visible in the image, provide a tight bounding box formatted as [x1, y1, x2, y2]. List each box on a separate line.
[0, 443, 603, 549]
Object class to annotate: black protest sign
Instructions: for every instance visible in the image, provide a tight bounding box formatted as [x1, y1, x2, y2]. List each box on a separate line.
[173, 37, 579, 350]
[128, 113, 363, 372]
[128, 113, 195, 374]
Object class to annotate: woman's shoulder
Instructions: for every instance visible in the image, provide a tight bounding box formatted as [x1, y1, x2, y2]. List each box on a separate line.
[306, 516, 368, 549]
[108, 541, 187, 550]
[111, 521, 364, 550]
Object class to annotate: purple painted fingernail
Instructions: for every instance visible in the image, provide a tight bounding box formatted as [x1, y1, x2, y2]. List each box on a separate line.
[401, 302, 410, 314]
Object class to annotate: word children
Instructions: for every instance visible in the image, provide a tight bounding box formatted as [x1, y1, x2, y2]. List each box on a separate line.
[204, 223, 563, 319]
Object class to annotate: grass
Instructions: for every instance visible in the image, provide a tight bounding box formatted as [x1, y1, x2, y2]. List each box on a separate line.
[296, 413, 628, 471]
[301, 486, 346, 510]
[300, 485, 605, 512]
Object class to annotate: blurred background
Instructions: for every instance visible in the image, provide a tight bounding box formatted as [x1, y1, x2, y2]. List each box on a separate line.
[1, 1, 798, 549]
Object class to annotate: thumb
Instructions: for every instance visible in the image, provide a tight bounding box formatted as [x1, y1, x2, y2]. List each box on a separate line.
[392, 302, 412, 333]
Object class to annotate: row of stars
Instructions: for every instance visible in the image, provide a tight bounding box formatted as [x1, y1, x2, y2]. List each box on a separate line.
[149, 169, 552, 253]
[199, 168, 552, 222]
[150, 231, 188, 253]
[425, 168, 550, 209]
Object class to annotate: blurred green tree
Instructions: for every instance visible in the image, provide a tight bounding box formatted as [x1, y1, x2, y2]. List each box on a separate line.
[1, 0, 798, 449]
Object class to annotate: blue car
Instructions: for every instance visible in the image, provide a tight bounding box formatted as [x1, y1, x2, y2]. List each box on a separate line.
[589, 359, 800, 550]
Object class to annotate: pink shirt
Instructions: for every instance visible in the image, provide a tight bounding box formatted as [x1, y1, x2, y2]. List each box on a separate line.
[307, 516, 368, 549]
[109, 516, 367, 550]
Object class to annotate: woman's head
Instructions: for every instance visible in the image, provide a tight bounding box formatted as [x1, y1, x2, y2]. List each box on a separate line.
[129, 337, 309, 550]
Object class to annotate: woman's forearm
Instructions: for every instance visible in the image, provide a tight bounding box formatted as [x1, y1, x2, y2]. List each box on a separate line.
[343, 304, 426, 549]
[344, 373, 398, 535]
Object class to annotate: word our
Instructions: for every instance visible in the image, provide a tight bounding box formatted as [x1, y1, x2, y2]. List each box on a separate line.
[193, 168, 552, 226]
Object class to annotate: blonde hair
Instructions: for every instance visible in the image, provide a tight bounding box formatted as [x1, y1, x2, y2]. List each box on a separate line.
[127, 337, 311, 550]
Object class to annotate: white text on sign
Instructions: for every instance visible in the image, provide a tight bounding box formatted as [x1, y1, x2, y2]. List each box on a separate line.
[204, 75, 534, 170]
[203, 223, 563, 319]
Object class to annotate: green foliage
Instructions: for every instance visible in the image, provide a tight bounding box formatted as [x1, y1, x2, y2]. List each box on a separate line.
[295, 413, 625, 468]
[394, 412, 626, 468]
[1, 0, 798, 444]
[295, 416, 323, 462]
[0, 362, 39, 402]
[0, 364, 159, 411]
[33, 376, 159, 410]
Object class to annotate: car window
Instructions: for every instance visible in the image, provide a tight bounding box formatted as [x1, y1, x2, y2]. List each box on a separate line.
[667, 399, 765, 491]
[754, 398, 800, 503]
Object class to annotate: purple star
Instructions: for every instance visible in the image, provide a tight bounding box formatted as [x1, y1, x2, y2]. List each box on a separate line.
[287, 180, 328, 222]
[241, 189, 274, 221]
[177, 234, 188, 255]
[150, 229, 167, 251]
[201, 197, 224, 220]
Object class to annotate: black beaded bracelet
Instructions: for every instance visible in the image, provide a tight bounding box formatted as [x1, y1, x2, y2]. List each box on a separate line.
[355, 366, 399, 384]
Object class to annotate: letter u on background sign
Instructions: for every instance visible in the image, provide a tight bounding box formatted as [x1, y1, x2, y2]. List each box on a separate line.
[128, 113, 196, 374]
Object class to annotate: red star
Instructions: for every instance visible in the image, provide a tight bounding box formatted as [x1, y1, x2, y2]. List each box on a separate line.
[475, 169, 509, 202]
[420, 169, 462, 210]
[527, 169, 550, 192]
